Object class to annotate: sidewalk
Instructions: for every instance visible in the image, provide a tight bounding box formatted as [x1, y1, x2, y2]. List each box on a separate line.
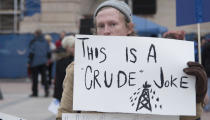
[0, 79, 210, 120]
[0, 79, 55, 120]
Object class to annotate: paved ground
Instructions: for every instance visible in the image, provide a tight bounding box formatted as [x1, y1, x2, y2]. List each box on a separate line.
[0, 79, 55, 120]
[0, 79, 210, 120]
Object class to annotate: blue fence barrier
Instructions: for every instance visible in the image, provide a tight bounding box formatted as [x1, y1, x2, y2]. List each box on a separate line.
[1, 33, 207, 78]
[0, 33, 59, 78]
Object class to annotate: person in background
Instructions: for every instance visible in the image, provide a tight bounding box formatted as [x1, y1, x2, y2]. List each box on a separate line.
[202, 37, 210, 112]
[53, 36, 75, 102]
[28, 29, 50, 97]
[56, 1, 207, 120]
[45, 34, 56, 86]
[201, 36, 209, 108]
[55, 31, 66, 49]
[201, 36, 207, 47]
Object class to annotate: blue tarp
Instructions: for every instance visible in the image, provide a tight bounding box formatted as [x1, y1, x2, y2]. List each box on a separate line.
[132, 15, 168, 36]
[176, 0, 210, 26]
[25, 0, 41, 16]
[0, 33, 60, 78]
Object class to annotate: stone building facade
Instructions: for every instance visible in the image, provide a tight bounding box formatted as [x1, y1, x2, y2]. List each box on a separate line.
[19, 0, 82, 33]
[19, 0, 210, 34]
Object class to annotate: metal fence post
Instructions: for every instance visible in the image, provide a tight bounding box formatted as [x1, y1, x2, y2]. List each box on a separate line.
[0, 88, 3, 100]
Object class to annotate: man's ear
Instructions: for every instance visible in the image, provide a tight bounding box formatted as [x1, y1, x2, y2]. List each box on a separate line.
[127, 22, 134, 35]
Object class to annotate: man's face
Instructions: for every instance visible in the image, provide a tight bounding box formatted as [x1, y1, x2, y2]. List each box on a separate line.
[96, 7, 132, 36]
[66, 44, 75, 56]
[60, 32, 66, 39]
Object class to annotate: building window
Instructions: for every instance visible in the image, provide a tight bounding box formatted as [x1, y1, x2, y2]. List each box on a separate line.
[0, 0, 24, 33]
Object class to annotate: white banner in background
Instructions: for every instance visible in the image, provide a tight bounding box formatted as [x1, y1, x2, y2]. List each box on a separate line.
[62, 113, 179, 120]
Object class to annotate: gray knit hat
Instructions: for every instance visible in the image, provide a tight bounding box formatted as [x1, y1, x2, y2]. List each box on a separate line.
[94, 0, 132, 22]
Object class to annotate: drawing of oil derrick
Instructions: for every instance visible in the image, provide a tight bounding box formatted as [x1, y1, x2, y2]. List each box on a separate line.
[136, 81, 152, 112]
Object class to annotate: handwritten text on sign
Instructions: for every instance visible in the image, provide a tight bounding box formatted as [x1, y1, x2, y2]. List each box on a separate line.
[73, 35, 195, 116]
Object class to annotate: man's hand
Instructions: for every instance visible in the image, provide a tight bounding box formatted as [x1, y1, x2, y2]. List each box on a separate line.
[183, 61, 207, 103]
[204, 94, 209, 105]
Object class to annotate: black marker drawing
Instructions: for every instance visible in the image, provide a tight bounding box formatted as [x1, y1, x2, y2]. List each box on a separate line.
[139, 70, 144, 73]
[147, 44, 157, 63]
[136, 81, 152, 111]
[126, 47, 137, 63]
[77, 37, 107, 63]
[130, 81, 162, 112]
[77, 37, 89, 58]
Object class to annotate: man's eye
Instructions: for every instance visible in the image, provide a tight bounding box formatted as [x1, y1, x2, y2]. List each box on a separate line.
[97, 24, 104, 29]
[111, 23, 116, 26]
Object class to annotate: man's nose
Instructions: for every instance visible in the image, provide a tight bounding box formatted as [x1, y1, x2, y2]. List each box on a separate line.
[103, 25, 111, 35]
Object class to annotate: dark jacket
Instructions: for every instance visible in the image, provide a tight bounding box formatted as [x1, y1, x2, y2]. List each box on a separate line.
[28, 35, 50, 67]
[202, 42, 210, 77]
[53, 55, 74, 101]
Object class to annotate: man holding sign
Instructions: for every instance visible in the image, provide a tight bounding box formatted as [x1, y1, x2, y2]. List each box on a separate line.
[56, 0, 207, 120]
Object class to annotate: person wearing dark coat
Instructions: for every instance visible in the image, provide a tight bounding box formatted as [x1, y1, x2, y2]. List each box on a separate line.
[53, 36, 75, 101]
[202, 40, 210, 111]
[28, 29, 51, 97]
[56, 1, 207, 120]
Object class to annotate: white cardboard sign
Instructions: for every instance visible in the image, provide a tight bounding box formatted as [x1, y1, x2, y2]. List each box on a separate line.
[73, 35, 196, 116]
[62, 113, 179, 120]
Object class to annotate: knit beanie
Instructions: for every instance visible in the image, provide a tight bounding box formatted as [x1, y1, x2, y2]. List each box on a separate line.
[94, 0, 132, 22]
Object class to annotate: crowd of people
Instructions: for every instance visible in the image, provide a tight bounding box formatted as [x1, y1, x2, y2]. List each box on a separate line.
[24, 0, 210, 120]
[27, 30, 75, 98]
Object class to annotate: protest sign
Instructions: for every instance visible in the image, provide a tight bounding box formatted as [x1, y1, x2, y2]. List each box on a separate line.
[73, 35, 195, 116]
[62, 113, 179, 120]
